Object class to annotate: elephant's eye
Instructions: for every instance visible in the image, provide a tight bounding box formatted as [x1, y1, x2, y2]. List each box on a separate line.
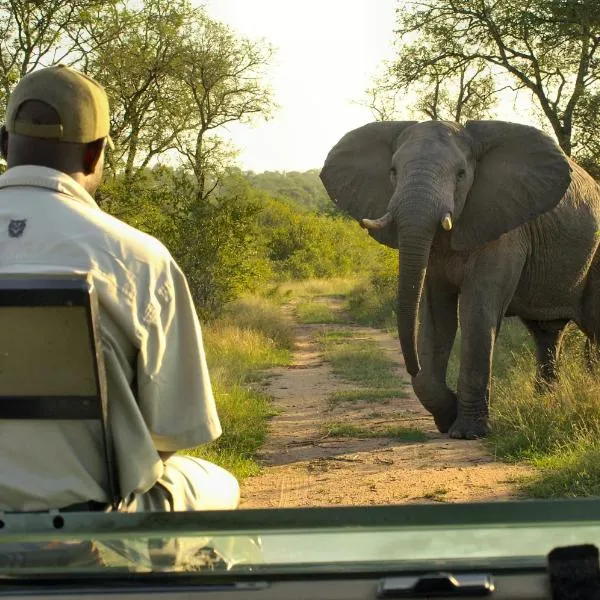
[457, 168, 466, 180]
[390, 167, 397, 180]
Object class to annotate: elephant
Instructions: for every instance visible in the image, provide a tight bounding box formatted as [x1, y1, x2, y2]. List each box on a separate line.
[319, 120, 600, 439]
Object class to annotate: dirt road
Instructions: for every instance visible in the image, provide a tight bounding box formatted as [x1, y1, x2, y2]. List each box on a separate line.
[240, 299, 531, 507]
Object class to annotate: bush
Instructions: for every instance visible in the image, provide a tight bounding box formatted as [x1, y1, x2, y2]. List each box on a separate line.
[174, 196, 273, 320]
[345, 251, 397, 328]
[99, 171, 272, 320]
[260, 197, 394, 280]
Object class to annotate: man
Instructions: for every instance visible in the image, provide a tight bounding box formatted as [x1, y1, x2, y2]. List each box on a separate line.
[0, 64, 240, 513]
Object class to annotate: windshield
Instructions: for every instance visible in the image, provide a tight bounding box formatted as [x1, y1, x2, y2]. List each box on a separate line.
[1, 501, 600, 576]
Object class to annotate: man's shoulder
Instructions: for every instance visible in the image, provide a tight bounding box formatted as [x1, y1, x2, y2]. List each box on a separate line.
[97, 210, 172, 264]
[93, 211, 173, 267]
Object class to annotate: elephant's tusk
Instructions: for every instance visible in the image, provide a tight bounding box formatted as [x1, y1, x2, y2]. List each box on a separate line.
[441, 213, 453, 231]
[361, 212, 392, 230]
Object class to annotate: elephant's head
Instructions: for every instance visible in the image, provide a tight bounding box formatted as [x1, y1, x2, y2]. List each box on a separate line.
[319, 120, 572, 377]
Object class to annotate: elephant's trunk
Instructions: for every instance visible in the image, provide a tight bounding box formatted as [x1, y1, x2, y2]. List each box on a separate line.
[396, 226, 434, 377]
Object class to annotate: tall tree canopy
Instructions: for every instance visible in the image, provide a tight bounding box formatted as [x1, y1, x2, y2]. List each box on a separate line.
[374, 0, 600, 168]
[0, 0, 113, 110]
[0, 0, 275, 197]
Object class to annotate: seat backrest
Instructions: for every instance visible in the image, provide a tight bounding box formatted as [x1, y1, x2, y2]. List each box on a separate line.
[0, 272, 121, 510]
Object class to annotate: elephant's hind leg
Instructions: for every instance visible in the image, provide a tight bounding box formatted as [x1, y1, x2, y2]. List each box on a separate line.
[520, 318, 569, 389]
[584, 337, 600, 375]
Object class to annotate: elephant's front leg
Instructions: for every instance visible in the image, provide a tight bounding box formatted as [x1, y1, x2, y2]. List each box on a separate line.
[449, 244, 525, 440]
[411, 277, 459, 433]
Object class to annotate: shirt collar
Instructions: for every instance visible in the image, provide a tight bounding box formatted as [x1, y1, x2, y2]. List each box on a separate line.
[0, 165, 100, 209]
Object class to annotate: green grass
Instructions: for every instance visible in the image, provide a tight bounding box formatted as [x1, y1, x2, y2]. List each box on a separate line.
[328, 388, 409, 406]
[443, 316, 600, 498]
[345, 281, 396, 329]
[318, 334, 403, 388]
[344, 258, 397, 329]
[185, 381, 276, 479]
[267, 278, 359, 302]
[423, 488, 450, 502]
[323, 421, 426, 441]
[318, 329, 354, 341]
[185, 296, 292, 480]
[447, 317, 534, 389]
[219, 295, 296, 350]
[520, 446, 600, 498]
[295, 299, 349, 324]
[484, 323, 600, 498]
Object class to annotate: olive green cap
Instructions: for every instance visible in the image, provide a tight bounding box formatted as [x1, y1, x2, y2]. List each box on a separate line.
[5, 64, 113, 149]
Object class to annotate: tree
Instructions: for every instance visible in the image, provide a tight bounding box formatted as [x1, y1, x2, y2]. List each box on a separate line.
[175, 11, 275, 200]
[84, 0, 193, 180]
[379, 0, 600, 160]
[0, 0, 114, 113]
[573, 90, 600, 176]
[368, 48, 497, 122]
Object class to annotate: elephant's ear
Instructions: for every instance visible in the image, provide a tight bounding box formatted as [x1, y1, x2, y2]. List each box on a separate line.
[319, 121, 418, 249]
[452, 121, 572, 251]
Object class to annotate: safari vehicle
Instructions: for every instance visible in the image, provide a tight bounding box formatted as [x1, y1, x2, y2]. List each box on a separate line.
[0, 273, 599, 599]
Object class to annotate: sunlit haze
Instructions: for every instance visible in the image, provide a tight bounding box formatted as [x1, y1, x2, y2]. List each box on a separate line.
[201, 0, 398, 173]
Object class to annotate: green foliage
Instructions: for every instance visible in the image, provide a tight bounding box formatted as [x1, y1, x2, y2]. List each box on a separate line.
[0, 0, 112, 114]
[573, 91, 600, 178]
[260, 195, 394, 281]
[345, 252, 397, 329]
[244, 169, 334, 213]
[96, 166, 396, 321]
[98, 169, 272, 320]
[175, 196, 273, 320]
[379, 0, 600, 161]
[86, 0, 193, 178]
[0, 1, 273, 197]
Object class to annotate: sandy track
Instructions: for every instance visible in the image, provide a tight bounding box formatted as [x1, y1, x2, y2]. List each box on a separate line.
[240, 301, 531, 508]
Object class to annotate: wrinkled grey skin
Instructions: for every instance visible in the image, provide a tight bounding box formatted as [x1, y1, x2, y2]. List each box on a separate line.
[319, 120, 600, 439]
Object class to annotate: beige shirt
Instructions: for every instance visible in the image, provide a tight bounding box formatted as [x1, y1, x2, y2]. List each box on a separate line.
[0, 166, 222, 511]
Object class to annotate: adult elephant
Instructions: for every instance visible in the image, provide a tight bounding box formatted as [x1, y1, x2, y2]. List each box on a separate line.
[319, 120, 600, 439]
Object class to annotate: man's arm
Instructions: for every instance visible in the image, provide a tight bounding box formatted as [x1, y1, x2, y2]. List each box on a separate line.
[136, 257, 222, 457]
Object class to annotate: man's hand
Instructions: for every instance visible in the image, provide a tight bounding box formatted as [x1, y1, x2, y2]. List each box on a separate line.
[158, 451, 175, 462]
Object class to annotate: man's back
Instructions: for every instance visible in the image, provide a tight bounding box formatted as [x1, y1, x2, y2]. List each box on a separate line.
[0, 165, 221, 511]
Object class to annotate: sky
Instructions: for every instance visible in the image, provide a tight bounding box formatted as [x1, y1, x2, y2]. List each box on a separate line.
[198, 1, 543, 174]
[200, 0, 398, 173]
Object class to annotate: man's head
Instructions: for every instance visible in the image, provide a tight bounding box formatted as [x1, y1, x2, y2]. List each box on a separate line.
[0, 64, 113, 196]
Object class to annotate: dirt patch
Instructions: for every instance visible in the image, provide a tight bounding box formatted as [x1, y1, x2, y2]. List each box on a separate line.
[240, 299, 532, 508]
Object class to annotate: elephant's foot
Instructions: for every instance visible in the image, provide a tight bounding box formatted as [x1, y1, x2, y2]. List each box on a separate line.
[411, 374, 457, 433]
[432, 407, 458, 434]
[448, 416, 490, 440]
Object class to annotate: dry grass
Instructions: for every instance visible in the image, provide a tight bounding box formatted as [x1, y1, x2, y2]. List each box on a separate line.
[186, 296, 293, 480]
